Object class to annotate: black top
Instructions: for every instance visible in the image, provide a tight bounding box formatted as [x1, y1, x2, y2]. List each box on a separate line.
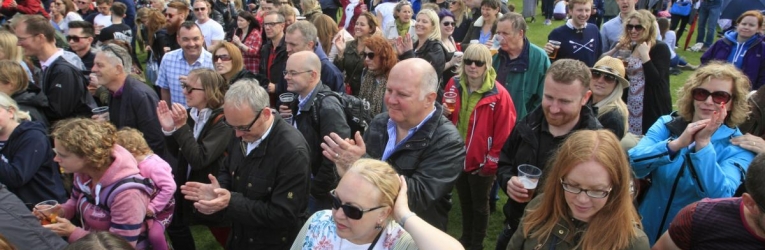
[99, 23, 133, 43]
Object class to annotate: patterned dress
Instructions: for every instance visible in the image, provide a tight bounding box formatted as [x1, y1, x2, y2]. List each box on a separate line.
[626, 55, 646, 135]
[290, 210, 417, 250]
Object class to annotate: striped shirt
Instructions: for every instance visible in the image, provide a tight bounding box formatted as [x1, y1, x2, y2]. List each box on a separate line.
[668, 197, 765, 249]
[156, 49, 213, 106]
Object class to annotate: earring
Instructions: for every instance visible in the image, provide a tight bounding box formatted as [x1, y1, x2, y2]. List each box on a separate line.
[375, 222, 382, 230]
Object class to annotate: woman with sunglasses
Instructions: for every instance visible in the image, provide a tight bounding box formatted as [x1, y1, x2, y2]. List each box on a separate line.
[589, 56, 629, 139]
[334, 12, 379, 95]
[509, 130, 649, 250]
[226, 11, 261, 73]
[605, 10, 670, 136]
[442, 44, 515, 250]
[209, 41, 257, 85]
[701, 10, 765, 90]
[358, 35, 397, 116]
[291, 159, 464, 250]
[627, 62, 755, 245]
[157, 68, 233, 250]
[49, 0, 82, 34]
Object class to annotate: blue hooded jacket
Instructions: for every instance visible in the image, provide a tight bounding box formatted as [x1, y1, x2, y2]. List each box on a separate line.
[724, 31, 762, 69]
[701, 30, 765, 89]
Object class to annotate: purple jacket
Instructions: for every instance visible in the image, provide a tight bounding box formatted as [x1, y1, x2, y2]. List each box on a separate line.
[701, 34, 765, 89]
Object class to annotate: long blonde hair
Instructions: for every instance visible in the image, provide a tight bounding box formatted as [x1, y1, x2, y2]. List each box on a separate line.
[0, 31, 23, 62]
[0, 92, 30, 122]
[522, 130, 641, 250]
[617, 11, 657, 50]
[451, 0, 470, 26]
[594, 86, 629, 136]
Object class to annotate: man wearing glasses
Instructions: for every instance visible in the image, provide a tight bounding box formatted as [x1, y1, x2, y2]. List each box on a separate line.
[75, 0, 97, 21]
[193, 0, 225, 49]
[258, 11, 288, 107]
[156, 21, 214, 106]
[163, 0, 190, 51]
[181, 80, 311, 250]
[66, 21, 96, 70]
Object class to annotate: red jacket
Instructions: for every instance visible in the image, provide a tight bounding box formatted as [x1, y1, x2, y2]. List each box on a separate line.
[1, 0, 48, 18]
[443, 77, 516, 175]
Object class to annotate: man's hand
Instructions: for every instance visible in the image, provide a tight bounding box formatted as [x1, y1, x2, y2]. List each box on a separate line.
[182, 174, 231, 215]
[506, 176, 531, 203]
[321, 132, 366, 176]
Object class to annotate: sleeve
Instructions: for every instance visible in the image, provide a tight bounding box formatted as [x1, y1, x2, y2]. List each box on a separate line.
[480, 90, 516, 176]
[135, 91, 166, 155]
[529, 57, 550, 115]
[311, 97, 352, 199]
[628, 116, 675, 178]
[600, 24, 611, 52]
[423, 42, 446, 78]
[667, 202, 698, 250]
[405, 128, 465, 213]
[170, 117, 233, 171]
[289, 211, 319, 250]
[699, 42, 717, 65]
[68, 189, 149, 246]
[644, 44, 672, 118]
[506, 219, 526, 250]
[15, 0, 43, 14]
[241, 29, 262, 56]
[156, 55, 171, 89]
[687, 138, 755, 198]
[0, 131, 50, 188]
[144, 157, 177, 214]
[461, 25, 475, 50]
[224, 146, 311, 227]
[42, 65, 86, 121]
[497, 126, 521, 194]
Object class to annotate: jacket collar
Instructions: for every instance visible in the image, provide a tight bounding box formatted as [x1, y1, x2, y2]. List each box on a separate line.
[299, 83, 329, 112]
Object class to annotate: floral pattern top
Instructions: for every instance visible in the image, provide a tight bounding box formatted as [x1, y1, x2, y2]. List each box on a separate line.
[290, 210, 418, 250]
[626, 55, 646, 135]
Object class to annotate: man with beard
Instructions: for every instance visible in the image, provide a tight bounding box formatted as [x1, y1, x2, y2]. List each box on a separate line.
[494, 59, 602, 250]
[163, 0, 190, 51]
[156, 21, 214, 106]
[544, 0, 602, 66]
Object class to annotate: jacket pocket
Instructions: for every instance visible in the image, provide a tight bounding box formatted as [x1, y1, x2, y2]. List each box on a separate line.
[243, 177, 274, 200]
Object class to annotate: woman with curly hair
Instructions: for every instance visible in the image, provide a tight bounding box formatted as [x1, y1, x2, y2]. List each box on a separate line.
[628, 62, 755, 245]
[359, 35, 397, 116]
[42, 119, 151, 248]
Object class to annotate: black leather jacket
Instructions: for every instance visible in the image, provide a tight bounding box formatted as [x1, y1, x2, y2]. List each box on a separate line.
[363, 103, 465, 230]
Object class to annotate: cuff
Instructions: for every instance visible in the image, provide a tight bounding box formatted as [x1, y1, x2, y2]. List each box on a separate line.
[161, 126, 177, 136]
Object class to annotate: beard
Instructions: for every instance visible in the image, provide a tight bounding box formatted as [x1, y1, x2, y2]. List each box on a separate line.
[167, 20, 182, 34]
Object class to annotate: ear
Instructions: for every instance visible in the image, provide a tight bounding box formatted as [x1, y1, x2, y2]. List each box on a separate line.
[425, 91, 437, 106]
[581, 90, 592, 105]
[742, 193, 760, 214]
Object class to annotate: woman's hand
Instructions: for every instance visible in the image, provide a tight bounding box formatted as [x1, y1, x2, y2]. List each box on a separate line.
[694, 102, 727, 150]
[731, 133, 765, 154]
[395, 34, 413, 56]
[171, 103, 188, 128]
[635, 41, 651, 63]
[157, 100, 176, 131]
[232, 35, 242, 45]
[668, 119, 710, 152]
[43, 217, 76, 237]
[321, 132, 366, 177]
[393, 175, 412, 222]
[334, 31, 347, 54]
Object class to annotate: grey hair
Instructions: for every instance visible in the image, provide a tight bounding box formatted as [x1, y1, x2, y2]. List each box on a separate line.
[99, 43, 131, 74]
[264, 11, 285, 22]
[498, 12, 527, 33]
[285, 20, 317, 46]
[225, 79, 269, 112]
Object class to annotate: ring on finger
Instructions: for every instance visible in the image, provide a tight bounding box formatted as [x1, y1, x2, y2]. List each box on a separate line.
[752, 142, 756, 146]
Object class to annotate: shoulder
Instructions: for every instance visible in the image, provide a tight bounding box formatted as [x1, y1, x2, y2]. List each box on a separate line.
[626, 228, 651, 250]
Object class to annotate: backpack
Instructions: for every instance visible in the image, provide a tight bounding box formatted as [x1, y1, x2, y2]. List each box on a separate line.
[311, 92, 373, 136]
[76, 175, 155, 213]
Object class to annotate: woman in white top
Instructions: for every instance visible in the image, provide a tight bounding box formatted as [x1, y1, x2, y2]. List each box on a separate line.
[657, 17, 697, 75]
[382, 1, 415, 42]
[50, 0, 82, 34]
[374, 0, 397, 31]
[552, 0, 567, 20]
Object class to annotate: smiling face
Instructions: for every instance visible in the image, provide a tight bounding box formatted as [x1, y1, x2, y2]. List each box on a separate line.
[627, 18, 645, 42]
[693, 77, 733, 122]
[193, 1, 210, 22]
[616, 0, 635, 14]
[414, 13, 433, 37]
[14, 23, 42, 57]
[542, 76, 591, 128]
[570, 3, 591, 27]
[440, 16, 455, 36]
[590, 71, 618, 102]
[737, 16, 760, 40]
[183, 73, 208, 109]
[178, 25, 205, 59]
[354, 16, 372, 38]
[332, 171, 390, 244]
[91, 51, 121, 85]
[480, 5, 498, 21]
[563, 160, 612, 222]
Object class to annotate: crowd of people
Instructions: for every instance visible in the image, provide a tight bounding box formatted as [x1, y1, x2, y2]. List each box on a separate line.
[0, 0, 762, 249]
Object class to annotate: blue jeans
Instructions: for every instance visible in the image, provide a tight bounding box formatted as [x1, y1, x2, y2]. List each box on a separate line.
[670, 55, 688, 67]
[696, 0, 723, 47]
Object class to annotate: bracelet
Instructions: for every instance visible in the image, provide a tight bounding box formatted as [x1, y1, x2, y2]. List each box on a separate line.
[398, 212, 416, 228]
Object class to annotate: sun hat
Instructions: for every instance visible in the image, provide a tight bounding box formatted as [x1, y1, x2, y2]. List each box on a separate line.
[591, 56, 630, 89]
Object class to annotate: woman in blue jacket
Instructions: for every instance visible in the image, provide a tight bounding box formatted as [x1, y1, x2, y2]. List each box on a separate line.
[628, 62, 755, 245]
[701, 10, 765, 90]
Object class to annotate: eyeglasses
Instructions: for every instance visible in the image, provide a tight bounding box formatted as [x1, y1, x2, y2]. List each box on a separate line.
[66, 35, 89, 42]
[448, 0, 456, 4]
[194, 7, 206, 11]
[591, 71, 617, 84]
[626, 24, 644, 31]
[213, 54, 232, 62]
[222, 109, 263, 132]
[560, 178, 612, 199]
[165, 13, 176, 18]
[442, 21, 455, 27]
[283, 70, 312, 77]
[329, 190, 385, 220]
[362, 52, 375, 60]
[463, 59, 486, 67]
[181, 83, 204, 94]
[263, 21, 283, 27]
[100, 45, 125, 66]
[691, 88, 732, 105]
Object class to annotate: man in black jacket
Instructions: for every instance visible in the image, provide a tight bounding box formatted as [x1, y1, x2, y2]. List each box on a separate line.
[259, 11, 288, 107]
[321, 58, 465, 231]
[494, 59, 603, 250]
[92, 43, 165, 156]
[283, 21, 345, 92]
[278, 51, 350, 213]
[13, 14, 94, 125]
[181, 80, 310, 250]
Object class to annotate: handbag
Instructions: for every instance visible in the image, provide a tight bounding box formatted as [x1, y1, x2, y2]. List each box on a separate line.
[670, 1, 692, 17]
[145, 51, 159, 85]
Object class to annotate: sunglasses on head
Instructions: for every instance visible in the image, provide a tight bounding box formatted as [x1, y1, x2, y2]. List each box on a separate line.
[691, 88, 732, 105]
[626, 24, 644, 31]
[361, 52, 375, 60]
[463, 59, 485, 67]
[591, 71, 617, 84]
[330, 190, 385, 220]
[442, 21, 455, 27]
[213, 54, 232, 62]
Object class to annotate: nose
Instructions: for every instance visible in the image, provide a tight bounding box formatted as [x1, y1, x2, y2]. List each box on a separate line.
[234, 130, 245, 138]
[576, 191, 590, 203]
[333, 206, 347, 219]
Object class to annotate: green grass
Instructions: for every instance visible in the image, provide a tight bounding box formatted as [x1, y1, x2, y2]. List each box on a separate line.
[187, 1, 705, 248]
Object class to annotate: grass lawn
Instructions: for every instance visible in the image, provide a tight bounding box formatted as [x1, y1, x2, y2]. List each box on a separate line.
[187, 1, 705, 248]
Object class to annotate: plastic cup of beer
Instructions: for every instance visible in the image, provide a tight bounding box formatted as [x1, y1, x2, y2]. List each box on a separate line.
[279, 93, 295, 103]
[443, 91, 458, 113]
[548, 40, 561, 59]
[92, 106, 109, 121]
[35, 200, 59, 225]
[517, 164, 543, 202]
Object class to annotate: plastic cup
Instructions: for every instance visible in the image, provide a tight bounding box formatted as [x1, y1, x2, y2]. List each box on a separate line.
[443, 91, 458, 113]
[279, 93, 295, 103]
[548, 40, 561, 59]
[453, 52, 464, 68]
[517, 164, 543, 201]
[35, 200, 59, 225]
[92, 106, 109, 121]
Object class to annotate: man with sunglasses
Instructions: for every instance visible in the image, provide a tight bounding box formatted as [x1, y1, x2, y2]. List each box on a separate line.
[67, 21, 96, 70]
[75, 0, 97, 20]
[91, 43, 165, 155]
[544, 0, 602, 67]
[193, 0, 225, 49]
[181, 80, 311, 250]
[163, 1, 190, 51]
[496, 59, 602, 250]
[653, 153, 765, 250]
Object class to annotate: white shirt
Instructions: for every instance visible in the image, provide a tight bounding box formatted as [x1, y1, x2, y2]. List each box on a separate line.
[196, 19, 225, 48]
[553, 1, 567, 14]
[40, 49, 65, 70]
[663, 30, 677, 59]
[93, 14, 113, 29]
[245, 118, 275, 155]
[375, 2, 396, 32]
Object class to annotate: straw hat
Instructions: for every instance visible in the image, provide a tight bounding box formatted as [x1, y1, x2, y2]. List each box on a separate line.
[591, 56, 630, 89]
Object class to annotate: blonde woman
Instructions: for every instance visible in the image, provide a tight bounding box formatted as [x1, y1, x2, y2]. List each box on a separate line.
[449, 0, 471, 42]
[0, 31, 34, 84]
[589, 56, 629, 139]
[396, 9, 445, 83]
[0, 60, 48, 127]
[50, 0, 82, 34]
[299, 0, 322, 22]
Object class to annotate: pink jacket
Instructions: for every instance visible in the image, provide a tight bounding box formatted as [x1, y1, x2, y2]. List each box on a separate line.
[62, 145, 150, 248]
[137, 154, 176, 216]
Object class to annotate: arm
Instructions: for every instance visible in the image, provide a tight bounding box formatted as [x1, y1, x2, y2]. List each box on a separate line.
[240, 29, 262, 56]
[311, 97, 352, 199]
[404, 130, 465, 213]
[171, 117, 232, 171]
[643, 44, 670, 93]
[393, 175, 464, 250]
[144, 157, 177, 215]
[156, 57, 172, 103]
[42, 66, 86, 121]
[0, 131, 50, 188]
[15, 0, 42, 14]
[628, 116, 675, 178]
[480, 91, 516, 176]
[686, 139, 755, 198]
[600, 25, 611, 53]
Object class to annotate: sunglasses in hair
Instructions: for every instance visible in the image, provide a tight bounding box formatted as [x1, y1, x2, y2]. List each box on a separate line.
[100, 45, 125, 66]
[591, 71, 617, 84]
[463, 59, 485, 67]
[442, 21, 455, 27]
[181, 83, 204, 94]
[691, 88, 732, 105]
[66, 35, 89, 42]
[330, 190, 385, 220]
[626, 24, 644, 31]
[362, 52, 375, 60]
[213, 54, 232, 62]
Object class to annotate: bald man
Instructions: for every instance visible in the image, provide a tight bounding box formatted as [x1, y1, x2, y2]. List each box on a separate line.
[279, 51, 351, 213]
[321, 58, 465, 231]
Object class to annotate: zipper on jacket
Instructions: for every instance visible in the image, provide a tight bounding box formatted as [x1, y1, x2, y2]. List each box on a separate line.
[464, 111, 479, 171]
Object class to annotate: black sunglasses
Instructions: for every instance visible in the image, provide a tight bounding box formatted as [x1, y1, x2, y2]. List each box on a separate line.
[362, 52, 375, 60]
[626, 24, 644, 31]
[691, 88, 732, 105]
[165, 13, 175, 18]
[66, 35, 89, 42]
[213, 54, 232, 62]
[591, 71, 617, 84]
[193, 7, 206, 11]
[222, 109, 263, 132]
[442, 21, 455, 27]
[464, 59, 485, 67]
[330, 190, 385, 220]
[181, 83, 204, 94]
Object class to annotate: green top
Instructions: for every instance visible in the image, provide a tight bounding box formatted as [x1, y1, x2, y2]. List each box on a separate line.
[457, 68, 497, 139]
[396, 19, 412, 37]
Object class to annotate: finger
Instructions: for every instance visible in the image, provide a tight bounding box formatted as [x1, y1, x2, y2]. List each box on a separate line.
[354, 131, 365, 148]
[193, 202, 214, 212]
[324, 134, 341, 149]
[209, 174, 221, 189]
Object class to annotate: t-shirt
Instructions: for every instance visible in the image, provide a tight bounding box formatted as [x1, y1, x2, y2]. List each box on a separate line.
[93, 14, 113, 31]
[99, 23, 132, 43]
[195, 19, 225, 48]
[375, 2, 396, 32]
[663, 30, 677, 59]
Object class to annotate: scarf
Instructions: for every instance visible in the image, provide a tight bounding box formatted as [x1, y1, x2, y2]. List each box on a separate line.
[360, 71, 388, 116]
[395, 19, 411, 37]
